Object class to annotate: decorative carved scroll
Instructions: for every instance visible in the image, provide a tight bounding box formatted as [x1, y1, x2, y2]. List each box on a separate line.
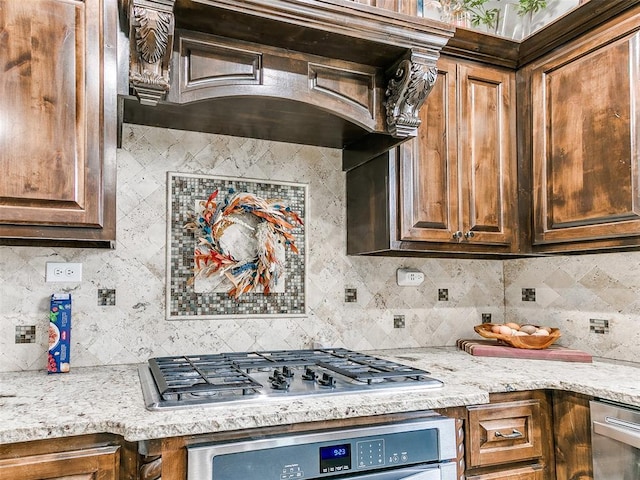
[139, 454, 162, 480]
[127, 0, 175, 106]
[454, 418, 465, 480]
[384, 58, 437, 138]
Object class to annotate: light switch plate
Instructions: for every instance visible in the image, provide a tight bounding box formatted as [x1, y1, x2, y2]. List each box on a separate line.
[46, 262, 82, 282]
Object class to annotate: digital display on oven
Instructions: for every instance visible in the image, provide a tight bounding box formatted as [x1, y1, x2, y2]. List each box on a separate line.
[319, 444, 351, 473]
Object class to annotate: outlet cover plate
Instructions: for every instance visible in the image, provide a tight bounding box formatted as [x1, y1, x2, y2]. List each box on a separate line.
[46, 262, 82, 282]
[397, 268, 425, 286]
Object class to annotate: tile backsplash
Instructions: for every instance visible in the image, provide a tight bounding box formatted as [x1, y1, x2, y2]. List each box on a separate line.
[504, 254, 640, 360]
[0, 124, 503, 372]
[2, 125, 639, 372]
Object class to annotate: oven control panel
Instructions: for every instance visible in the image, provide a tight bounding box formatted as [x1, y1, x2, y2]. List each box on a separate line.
[357, 438, 384, 468]
[187, 417, 457, 480]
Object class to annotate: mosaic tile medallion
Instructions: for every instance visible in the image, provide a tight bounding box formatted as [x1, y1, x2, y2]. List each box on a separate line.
[167, 172, 308, 319]
[98, 289, 116, 306]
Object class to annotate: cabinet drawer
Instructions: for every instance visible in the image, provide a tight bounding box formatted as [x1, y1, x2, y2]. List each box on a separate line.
[467, 399, 543, 468]
[466, 463, 544, 480]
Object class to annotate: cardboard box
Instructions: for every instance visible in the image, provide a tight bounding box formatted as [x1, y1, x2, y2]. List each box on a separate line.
[48, 293, 71, 373]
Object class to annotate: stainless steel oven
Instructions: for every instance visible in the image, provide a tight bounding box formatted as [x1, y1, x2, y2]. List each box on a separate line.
[187, 416, 457, 480]
[590, 399, 640, 480]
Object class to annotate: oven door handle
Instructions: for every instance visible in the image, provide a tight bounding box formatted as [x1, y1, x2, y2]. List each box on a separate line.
[399, 469, 445, 480]
[592, 418, 640, 449]
[336, 463, 457, 480]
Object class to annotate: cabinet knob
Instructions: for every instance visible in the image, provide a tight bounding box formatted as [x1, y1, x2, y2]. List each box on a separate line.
[453, 231, 463, 240]
[464, 231, 475, 239]
[495, 429, 523, 439]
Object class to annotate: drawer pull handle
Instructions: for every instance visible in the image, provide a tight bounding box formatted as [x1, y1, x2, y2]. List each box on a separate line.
[495, 429, 523, 439]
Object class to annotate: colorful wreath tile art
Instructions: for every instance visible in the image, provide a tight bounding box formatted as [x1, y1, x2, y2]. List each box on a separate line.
[166, 172, 307, 320]
[184, 188, 303, 298]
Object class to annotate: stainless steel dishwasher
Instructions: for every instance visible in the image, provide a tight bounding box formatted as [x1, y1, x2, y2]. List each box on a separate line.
[590, 399, 640, 480]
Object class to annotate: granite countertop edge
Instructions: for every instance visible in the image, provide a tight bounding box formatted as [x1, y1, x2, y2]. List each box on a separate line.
[1, 347, 639, 445]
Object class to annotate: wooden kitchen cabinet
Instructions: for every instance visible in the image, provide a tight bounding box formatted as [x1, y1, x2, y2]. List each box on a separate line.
[437, 390, 555, 480]
[0, 0, 117, 247]
[552, 391, 593, 480]
[467, 396, 543, 468]
[345, 1, 640, 258]
[346, 55, 517, 256]
[398, 56, 517, 251]
[523, 5, 640, 253]
[0, 435, 123, 480]
[0, 447, 120, 480]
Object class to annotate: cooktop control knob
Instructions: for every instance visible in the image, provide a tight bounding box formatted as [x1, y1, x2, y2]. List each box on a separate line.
[302, 367, 317, 381]
[269, 371, 291, 390]
[318, 372, 336, 387]
[282, 365, 295, 378]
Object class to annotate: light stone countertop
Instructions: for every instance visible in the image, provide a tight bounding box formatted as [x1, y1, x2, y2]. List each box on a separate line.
[2, 347, 639, 445]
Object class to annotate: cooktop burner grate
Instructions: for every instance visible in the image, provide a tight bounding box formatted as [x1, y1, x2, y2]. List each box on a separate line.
[144, 348, 441, 406]
[149, 355, 263, 399]
[317, 355, 430, 383]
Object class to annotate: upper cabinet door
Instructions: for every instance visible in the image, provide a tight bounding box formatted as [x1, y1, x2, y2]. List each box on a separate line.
[458, 63, 516, 247]
[399, 57, 459, 243]
[399, 56, 516, 250]
[0, 0, 116, 246]
[530, 12, 640, 249]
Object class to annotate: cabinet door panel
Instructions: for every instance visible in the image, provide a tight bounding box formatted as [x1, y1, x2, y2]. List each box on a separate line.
[399, 57, 458, 242]
[0, 1, 80, 205]
[0, 446, 119, 480]
[0, 0, 114, 241]
[459, 64, 515, 245]
[552, 391, 593, 480]
[532, 28, 640, 245]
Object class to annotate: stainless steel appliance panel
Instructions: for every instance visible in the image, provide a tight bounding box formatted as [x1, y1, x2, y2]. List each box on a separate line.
[187, 416, 457, 480]
[591, 399, 640, 480]
[139, 349, 444, 410]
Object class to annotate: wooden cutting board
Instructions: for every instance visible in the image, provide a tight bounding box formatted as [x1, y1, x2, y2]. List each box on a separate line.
[457, 338, 592, 363]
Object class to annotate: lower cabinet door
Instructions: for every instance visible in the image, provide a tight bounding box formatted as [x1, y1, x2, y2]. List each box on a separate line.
[0, 446, 119, 480]
[466, 464, 544, 479]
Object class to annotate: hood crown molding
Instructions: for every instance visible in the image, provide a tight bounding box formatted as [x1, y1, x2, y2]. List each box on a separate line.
[121, 0, 454, 147]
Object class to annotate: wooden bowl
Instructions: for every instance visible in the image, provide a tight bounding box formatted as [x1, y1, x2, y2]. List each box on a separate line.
[474, 324, 561, 350]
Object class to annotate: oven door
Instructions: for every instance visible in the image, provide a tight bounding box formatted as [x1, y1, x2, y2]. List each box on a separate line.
[187, 416, 457, 480]
[329, 462, 457, 480]
[590, 400, 640, 480]
[189, 461, 456, 480]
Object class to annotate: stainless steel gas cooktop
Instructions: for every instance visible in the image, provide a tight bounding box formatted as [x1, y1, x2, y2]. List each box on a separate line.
[139, 348, 444, 410]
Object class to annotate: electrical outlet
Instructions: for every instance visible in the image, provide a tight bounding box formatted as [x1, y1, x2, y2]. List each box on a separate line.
[396, 268, 425, 286]
[46, 262, 82, 282]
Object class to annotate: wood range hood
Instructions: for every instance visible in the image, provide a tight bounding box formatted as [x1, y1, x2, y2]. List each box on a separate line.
[119, 0, 454, 155]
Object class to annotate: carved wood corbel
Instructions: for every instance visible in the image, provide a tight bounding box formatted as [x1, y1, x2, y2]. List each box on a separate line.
[126, 0, 175, 106]
[384, 56, 438, 138]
